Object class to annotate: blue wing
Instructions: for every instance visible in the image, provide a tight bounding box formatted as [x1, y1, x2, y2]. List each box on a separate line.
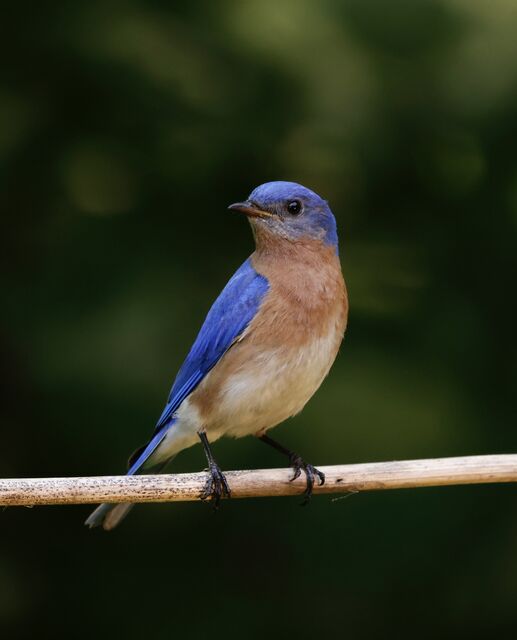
[155, 257, 269, 430]
[126, 257, 269, 475]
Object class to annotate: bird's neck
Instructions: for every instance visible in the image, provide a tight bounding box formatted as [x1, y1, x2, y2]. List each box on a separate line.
[252, 224, 338, 265]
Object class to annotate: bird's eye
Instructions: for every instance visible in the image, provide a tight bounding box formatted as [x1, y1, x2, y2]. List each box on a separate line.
[286, 200, 302, 215]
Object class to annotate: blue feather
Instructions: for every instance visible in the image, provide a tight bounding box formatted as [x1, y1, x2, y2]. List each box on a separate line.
[126, 422, 173, 475]
[154, 257, 269, 431]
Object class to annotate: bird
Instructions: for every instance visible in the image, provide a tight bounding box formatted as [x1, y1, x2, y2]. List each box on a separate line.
[85, 181, 348, 530]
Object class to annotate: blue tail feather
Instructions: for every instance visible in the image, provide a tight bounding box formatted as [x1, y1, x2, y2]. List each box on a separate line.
[85, 419, 175, 530]
[127, 422, 171, 475]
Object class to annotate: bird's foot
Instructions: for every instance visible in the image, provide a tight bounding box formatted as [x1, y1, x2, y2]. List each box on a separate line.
[200, 461, 231, 510]
[289, 454, 325, 505]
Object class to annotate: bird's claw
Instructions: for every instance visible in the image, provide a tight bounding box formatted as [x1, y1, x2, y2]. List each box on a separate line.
[200, 462, 231, 510]
[289, 454, 325, 505]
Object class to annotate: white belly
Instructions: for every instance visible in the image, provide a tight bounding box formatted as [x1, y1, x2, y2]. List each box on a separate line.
[206, 329, 340, 440]
[153, 330, 339, 462]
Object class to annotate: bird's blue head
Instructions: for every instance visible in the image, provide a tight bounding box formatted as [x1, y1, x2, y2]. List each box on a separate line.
[229, 181, 338, 250]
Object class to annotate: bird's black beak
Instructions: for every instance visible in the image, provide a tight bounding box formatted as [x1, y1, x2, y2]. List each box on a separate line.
[228, 201, 274, 219]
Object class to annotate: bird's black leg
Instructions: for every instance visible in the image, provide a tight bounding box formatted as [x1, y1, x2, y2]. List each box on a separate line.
[198, 431, 231, 509]
[259, 434, 325, 504]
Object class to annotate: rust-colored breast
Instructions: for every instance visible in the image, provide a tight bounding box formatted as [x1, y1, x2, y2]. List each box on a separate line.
[250, 233, 348, 348]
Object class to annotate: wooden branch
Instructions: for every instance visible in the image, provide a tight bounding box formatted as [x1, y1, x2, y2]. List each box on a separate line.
[0, 455, 516, 507]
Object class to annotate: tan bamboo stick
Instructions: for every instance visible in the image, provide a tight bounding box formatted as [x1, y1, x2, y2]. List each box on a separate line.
[0, 454, 516, 506]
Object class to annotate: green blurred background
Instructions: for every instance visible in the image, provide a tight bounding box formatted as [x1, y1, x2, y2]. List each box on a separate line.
[1, 1, 517, 638]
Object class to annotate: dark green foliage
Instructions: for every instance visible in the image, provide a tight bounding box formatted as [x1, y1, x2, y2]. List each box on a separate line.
[1, 1, 517, 638]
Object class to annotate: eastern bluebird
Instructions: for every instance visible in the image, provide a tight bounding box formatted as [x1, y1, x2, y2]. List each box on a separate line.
[86, 181, 348, 530]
